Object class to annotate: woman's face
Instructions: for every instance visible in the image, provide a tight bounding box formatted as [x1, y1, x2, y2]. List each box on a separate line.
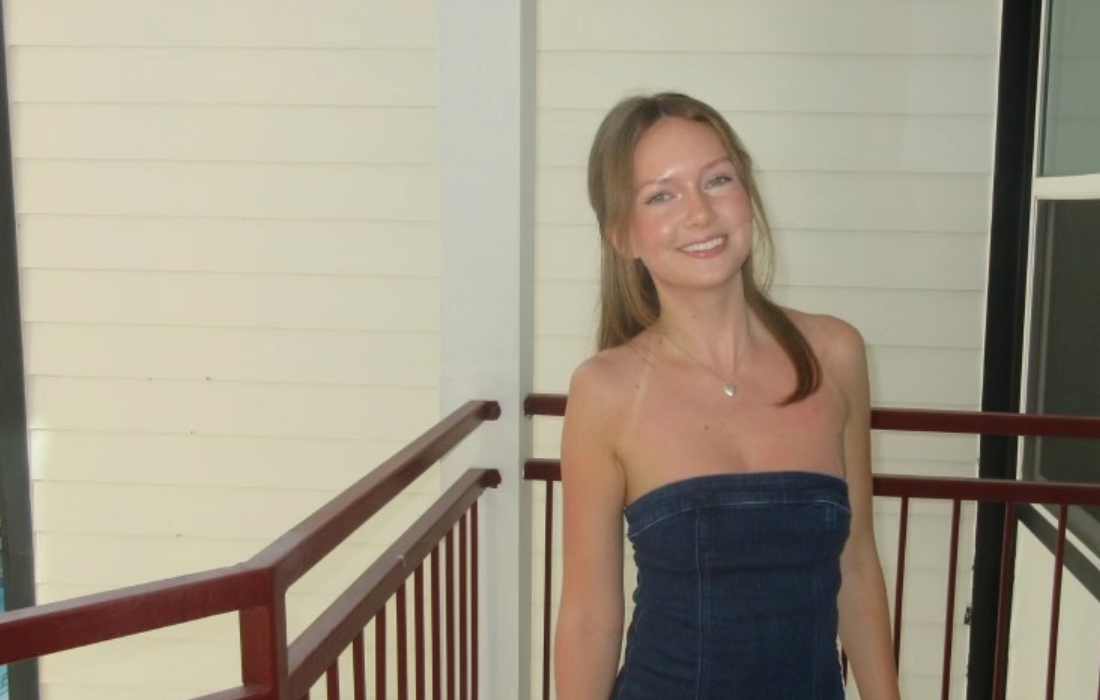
[625, 117, 753, 294]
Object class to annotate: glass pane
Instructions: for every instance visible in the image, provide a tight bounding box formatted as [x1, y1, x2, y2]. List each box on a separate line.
[1040, 0, 1100, 176]
[1023, 200, 1100, 549]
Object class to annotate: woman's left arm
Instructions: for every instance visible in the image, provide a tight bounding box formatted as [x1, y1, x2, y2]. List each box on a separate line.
[832, 321, 902, 700]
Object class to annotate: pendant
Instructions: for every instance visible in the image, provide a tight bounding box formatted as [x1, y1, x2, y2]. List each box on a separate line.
[722, 383, 738, 398]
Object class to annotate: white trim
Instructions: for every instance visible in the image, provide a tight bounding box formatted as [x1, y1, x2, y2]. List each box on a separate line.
[1017, 0, 1053, 422]
[1017, 196, 1042, 422]
[1033, 174, 1100, 200]
[438, 2, 536, 699]
[1029, 0, 1054, 185]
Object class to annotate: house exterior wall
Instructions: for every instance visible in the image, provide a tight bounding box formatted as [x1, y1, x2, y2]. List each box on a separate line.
[6, 1, 442, 697]
[1008, 529, 1100, 700]
[2, 0, 1019, 698]
[531, 1, 1000, 698]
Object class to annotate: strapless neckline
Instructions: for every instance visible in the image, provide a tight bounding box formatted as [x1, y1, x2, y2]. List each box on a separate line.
[625, 469, 846, 514]
[612, 468, 851, 699]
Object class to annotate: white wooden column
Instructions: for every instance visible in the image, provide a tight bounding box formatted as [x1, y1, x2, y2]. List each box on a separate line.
[438, 2, 536, 699]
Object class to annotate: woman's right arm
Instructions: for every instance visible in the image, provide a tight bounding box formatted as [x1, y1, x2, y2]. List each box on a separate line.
[554, 360, 627, 700]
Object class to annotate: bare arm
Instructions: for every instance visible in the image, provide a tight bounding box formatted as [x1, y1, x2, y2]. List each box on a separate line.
[833, 323, 902, 700]
[554, 361, 627, 700]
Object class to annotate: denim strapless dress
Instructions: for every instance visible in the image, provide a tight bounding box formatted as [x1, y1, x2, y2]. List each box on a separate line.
[611, 471, 851, 700]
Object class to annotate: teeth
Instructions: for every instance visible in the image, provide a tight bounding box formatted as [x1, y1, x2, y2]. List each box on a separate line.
[682, 237, 723, 253]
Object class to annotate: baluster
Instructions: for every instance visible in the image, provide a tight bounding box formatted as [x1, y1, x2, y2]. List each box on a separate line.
[941, 500, 962, 699]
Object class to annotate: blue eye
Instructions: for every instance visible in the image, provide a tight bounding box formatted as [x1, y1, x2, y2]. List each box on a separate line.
[706, 174, 733, 188]
[645, 191, 672, 205]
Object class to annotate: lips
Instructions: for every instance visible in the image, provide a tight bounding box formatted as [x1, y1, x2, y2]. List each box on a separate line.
[679, 236, 725, 253]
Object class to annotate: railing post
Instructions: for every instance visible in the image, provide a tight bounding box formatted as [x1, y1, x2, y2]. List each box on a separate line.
[240, 597, 290, 700]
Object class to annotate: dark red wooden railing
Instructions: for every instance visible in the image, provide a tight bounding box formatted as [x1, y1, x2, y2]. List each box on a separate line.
[0, 400, 502, 700]
[523, 393, 1100, 700]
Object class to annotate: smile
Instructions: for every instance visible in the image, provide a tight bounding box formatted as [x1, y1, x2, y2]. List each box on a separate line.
[680, 236, 725, 253]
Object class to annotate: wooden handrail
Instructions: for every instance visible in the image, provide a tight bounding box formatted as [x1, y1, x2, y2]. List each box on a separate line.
[189, 688, 268, 700]
[524, 459, 1100, 505]
[524, 395, 1100, 700]
[524, 392, 1100, 439]
[871, 407, 1100, 439]
[287, 468, 501, 698]
[0, 400, 501, 672]
[0, 565, 268, 663]
[253, 400, 501, 591]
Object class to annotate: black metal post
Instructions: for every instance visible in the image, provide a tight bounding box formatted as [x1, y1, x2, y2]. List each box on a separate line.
[968, 1, 1043, 698]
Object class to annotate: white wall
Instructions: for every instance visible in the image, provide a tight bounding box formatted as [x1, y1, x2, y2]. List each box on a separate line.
[3, 0, 1019, 698]
[531, 1, 1000, 698]
[6, 1, 441, 698]
[1007, 527, 1100, 700]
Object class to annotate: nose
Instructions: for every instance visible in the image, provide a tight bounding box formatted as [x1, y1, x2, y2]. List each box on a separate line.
[684, 187, 714, 227]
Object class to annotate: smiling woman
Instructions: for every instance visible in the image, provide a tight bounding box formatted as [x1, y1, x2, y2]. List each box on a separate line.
[553, 92, 902, 700]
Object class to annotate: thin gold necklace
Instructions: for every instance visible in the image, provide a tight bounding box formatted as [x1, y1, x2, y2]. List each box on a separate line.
[659, 327, 745, 398]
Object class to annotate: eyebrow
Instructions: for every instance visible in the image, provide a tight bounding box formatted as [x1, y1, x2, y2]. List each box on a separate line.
[633, 157, 733, 190]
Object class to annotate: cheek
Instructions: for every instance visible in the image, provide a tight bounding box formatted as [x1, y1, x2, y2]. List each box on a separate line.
[723, 192, 753, 221]
[628, 208, 669, 244]
[627, 219, 665, 260]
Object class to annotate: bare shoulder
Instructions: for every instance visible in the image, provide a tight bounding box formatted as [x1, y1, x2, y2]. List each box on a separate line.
[566, 339, 650, 427]
[784, 309, 869, 392]
[560, 339, 650, 505]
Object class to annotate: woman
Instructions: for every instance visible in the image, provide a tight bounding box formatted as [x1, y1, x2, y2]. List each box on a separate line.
[554, 92, 901, 699]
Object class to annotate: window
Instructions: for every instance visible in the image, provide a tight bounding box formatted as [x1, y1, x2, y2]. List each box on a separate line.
[1021, 0, 1100, 552]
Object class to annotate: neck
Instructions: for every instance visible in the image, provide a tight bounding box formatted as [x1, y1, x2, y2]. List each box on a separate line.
[654, 284, 755, 372]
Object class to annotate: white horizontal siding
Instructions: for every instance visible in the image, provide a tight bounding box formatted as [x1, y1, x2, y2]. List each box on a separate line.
[33, 489, 437, 561]
[39, 633, 242, 700]
[18, 161, 436, 219]
[22, 271, 437, 331]
[9, 1, 443, 698]
[538, 0, 998, 57]
[10, 48, 436, 105]
[533, 1, 997, 697]
[18, 216, 439, 276]
[25, 325, 438, 386]
[1008, 531, 1100, 700]
[775, 231, 988, 290]
[539, 53, 995, 116]
[7, 0, 436, 48]
[30, 431, 430, 494]
[27, 377, 437, 439]
[15, 104, 438, 163]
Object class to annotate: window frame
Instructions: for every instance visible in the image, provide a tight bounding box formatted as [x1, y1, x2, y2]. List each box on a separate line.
[1016, 0, 1100, 590]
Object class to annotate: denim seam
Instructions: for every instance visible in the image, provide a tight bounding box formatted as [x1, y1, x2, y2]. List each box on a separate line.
[629, 497, 849, 539]
[811, 558, 823, 700]
[695, 510, 706, 700]
[613, 609, 644, 700]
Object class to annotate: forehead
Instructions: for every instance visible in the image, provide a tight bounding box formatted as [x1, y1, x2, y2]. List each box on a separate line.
[633, 117, 728, 181]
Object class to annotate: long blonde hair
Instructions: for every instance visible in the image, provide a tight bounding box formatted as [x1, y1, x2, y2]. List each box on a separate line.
[587, 92, 820, 403]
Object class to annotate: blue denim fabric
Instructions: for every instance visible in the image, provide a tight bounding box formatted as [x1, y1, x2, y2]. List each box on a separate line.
[611, 471, 851, 700]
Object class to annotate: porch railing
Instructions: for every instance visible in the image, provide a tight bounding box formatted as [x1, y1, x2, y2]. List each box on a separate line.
[523, 393, 1100, 700]
[0, 399, 502, 700]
